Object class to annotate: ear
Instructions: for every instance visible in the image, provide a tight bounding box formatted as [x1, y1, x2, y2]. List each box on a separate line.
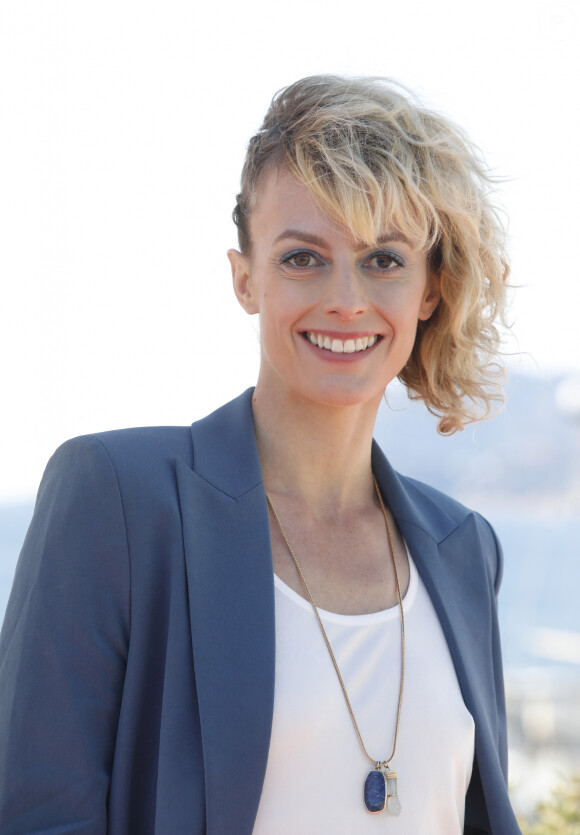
[228, 249, 259, 315]
[418, 271, 441, 321]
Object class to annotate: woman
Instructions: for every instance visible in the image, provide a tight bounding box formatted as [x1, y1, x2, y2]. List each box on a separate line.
[0, 76, 520, 833]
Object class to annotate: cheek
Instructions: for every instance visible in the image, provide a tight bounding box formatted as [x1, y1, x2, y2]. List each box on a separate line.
[396, 282, 431, 316]
[378, 290, 423, 324]
[261, 284, 309, 321]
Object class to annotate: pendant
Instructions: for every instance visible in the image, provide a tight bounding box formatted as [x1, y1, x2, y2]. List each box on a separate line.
[364, 769, 386, 812]
[364, 767, 401, 815]
[386, 770, 402, 816]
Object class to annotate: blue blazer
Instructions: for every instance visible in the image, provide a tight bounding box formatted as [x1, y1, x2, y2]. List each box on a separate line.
[0, 389, 520, 834]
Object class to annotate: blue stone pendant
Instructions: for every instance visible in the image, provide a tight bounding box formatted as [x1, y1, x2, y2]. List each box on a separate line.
[364, 767, 402, 815]
[364, 769, 386, 813]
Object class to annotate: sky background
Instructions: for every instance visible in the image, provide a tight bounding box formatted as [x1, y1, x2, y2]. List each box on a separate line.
[0, 0, 579, 501]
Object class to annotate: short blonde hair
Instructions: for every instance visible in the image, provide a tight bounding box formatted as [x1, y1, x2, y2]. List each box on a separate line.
[233, 75, 510, 434]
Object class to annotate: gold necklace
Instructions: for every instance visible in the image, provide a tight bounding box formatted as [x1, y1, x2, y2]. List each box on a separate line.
[266, 475, 404, 816]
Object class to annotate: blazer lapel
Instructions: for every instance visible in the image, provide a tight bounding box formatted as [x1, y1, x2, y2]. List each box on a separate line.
[176, 390, 275, 835]
[371, 442, 500, 744]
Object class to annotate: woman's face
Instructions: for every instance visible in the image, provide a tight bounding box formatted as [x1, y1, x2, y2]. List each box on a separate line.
[229, 167, 440, 410]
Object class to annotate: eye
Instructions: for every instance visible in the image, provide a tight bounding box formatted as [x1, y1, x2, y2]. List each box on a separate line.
[280, 249, 324, 270]
[364, 250, 406, 272]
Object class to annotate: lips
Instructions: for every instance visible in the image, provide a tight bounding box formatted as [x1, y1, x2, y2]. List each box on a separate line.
[304, 332, 380, 354]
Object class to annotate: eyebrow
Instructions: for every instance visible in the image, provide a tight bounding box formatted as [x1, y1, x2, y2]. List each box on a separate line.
[272, 229, 414, 249]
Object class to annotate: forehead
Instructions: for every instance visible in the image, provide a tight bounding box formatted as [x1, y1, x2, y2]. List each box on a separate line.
[251, 165, 420, 251]
[253, 166, 332, 231]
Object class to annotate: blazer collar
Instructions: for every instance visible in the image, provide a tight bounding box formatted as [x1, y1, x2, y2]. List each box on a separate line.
[187, 387, 263, 497]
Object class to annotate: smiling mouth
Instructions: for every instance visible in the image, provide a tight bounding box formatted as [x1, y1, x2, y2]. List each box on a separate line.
[303, 332, 380, 354]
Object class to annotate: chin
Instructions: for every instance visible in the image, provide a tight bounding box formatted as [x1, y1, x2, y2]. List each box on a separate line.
[298, 380, 387, 410]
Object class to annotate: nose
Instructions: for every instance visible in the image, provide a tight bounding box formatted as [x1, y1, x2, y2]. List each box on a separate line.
[323, 264, 368, 319]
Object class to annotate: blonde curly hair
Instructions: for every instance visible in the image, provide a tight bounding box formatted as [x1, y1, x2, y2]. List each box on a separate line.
[233, 75, 510, 434]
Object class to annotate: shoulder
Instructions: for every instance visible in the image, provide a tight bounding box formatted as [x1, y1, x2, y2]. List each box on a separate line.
[57, 424, 193, 466]
[397, 471, 504, 592]
[44, 425, 193, 491]
[33, 428, 195, 562]
[39, 390, 256, 522]
[372, 438, 503, 592]
[397, 472, 476, 527]
[50, 388, 256, 484]
[373, 439, 492, 538]
[33, 424, 196, 547]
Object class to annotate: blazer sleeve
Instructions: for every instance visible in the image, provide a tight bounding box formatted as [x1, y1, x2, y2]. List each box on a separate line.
[0, 436, 131, 834]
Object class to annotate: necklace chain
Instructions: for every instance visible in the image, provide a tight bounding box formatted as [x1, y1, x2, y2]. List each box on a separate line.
[265, 475, 405, 771]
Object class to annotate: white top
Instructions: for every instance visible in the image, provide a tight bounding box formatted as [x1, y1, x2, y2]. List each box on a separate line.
[252, 551, 475, 834]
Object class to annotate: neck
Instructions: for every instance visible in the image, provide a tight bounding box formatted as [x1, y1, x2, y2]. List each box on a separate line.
[252, 381, 383, 517]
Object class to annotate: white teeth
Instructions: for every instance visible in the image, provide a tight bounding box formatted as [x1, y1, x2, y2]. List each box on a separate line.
[305, 332, 379, 353]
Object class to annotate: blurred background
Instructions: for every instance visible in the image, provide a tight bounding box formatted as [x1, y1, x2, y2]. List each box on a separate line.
[1, 0, 578, 822]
